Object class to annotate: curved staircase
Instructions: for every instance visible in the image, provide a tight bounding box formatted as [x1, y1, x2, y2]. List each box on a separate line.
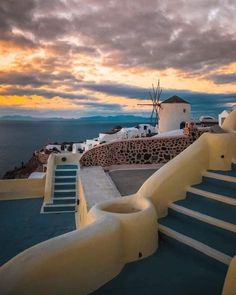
[159, 161, 236, 266]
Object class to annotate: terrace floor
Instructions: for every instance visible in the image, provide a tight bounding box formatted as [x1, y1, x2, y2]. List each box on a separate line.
[108, 168, 159, 196]
[92, 235, 227, 295]
[0, 197, 75, 265]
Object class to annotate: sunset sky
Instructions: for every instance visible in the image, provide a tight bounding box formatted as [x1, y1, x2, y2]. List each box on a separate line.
[0, 0, 236, 118]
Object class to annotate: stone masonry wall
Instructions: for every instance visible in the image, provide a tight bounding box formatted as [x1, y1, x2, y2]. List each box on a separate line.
[80, 127, 209, 167]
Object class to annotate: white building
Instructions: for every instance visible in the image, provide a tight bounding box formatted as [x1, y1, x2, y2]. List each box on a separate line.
[218, 110, 230, 127]
[72, 143, 86, 154]
[45, 144, 62, 152]
[99, 128, 123, 142]
[120, 127, 139, 139]
[137, 124, 157, 136]
[98, 124, 157, 143]
[158, 96, 191, 133]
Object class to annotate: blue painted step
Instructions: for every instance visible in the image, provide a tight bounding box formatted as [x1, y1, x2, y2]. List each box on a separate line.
[193, 180, 236, 199]
[56, 165, 78, 170]
[54, 191, 76, 198]
[201, 176, 236, 190]
[232, 163, 236, 171]
[55, 170, 77, 176]
[176, 192, 236, 225]
[208, 169, 236, 178]
[159, 208, 236, 257]
[53, 198, 76, 205]
[43, 204, 76, 213]
[54, 177, 76, 183]
[54, 184, 76, 190]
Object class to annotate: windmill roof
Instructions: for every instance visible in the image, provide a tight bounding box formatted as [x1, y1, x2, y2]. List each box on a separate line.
[162, 95, 190, 104]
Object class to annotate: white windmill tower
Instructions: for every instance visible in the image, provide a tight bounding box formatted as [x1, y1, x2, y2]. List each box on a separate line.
[158, 95, 191, 133]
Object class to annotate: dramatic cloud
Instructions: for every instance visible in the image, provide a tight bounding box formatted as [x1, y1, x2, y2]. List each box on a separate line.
[74, 101, 123, 111]
[1, 0, 236, 72]
[0, 88, 91, 100]
[0, 0, 236, 118]
[81, 81, 236, 118]
[0, 71, 82, 87]
[81, 83, 148, 99]
[209, 73, 236, 84]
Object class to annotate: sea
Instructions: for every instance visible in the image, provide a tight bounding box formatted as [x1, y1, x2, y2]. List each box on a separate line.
[0, 119, 147, 177]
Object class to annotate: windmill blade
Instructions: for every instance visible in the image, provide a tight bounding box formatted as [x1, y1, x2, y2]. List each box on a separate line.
[155, 85, 159, 101]
[150, 107, 155, 120]
[149, 90, 154, 103]
[155, 107, 159, 125]
[152, 84, 156, 101]
[158, 88, 162, 102]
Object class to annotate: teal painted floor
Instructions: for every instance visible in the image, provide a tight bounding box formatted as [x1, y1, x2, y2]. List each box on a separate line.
[92, 235, 227, 295]
[0, 198, 75, 265]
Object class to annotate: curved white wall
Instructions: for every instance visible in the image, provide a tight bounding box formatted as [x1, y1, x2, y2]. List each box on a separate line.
[159, 103, 191, 133]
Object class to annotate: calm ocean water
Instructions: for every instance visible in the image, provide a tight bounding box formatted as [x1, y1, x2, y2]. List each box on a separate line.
[0, 120, 146, 177]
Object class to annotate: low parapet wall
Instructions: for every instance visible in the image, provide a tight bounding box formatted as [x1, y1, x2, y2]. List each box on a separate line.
[79, 166, 120, 227]
[80, 128, 207, 167]
[80, 135, 190, 167]
[0, 178, 45, 200]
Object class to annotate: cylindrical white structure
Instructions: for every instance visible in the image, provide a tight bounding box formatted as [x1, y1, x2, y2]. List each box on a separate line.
[158, 96, 191, 133]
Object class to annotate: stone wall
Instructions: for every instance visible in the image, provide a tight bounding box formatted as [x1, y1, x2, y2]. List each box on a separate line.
[80, 128, 209, 167]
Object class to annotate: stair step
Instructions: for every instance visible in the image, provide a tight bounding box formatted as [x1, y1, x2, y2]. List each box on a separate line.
[43, 204, 76, 213]
[54, 191, 76, 198]
[208, 169, 236, 178]
[201, 175, 236, 190]
[159, 225, 231, 265]
[192, 181, 236, 199]
[56, 164, 78, 170]
[52, 197, 76, 204]
[54, 184, 76, 190]
[232, 161, 236, 170]
[55, 175, 77, 179]
[170, 203, 236, 233]
[187, 187, 236, 205]
[176, 192, 236, 226]
[55, 170, 77, 177]
[204, 171, 236, 183]
[54, 177, 76, 183]
[159, 208, 236, 257]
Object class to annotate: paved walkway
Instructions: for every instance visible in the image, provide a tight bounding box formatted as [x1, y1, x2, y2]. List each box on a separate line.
[108, 168, 159, 196]
[80, 166, 121, 211]
[0, 198, 75, 265]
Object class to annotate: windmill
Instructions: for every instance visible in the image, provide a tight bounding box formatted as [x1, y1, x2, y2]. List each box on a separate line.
[138, 80, 162, 127]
